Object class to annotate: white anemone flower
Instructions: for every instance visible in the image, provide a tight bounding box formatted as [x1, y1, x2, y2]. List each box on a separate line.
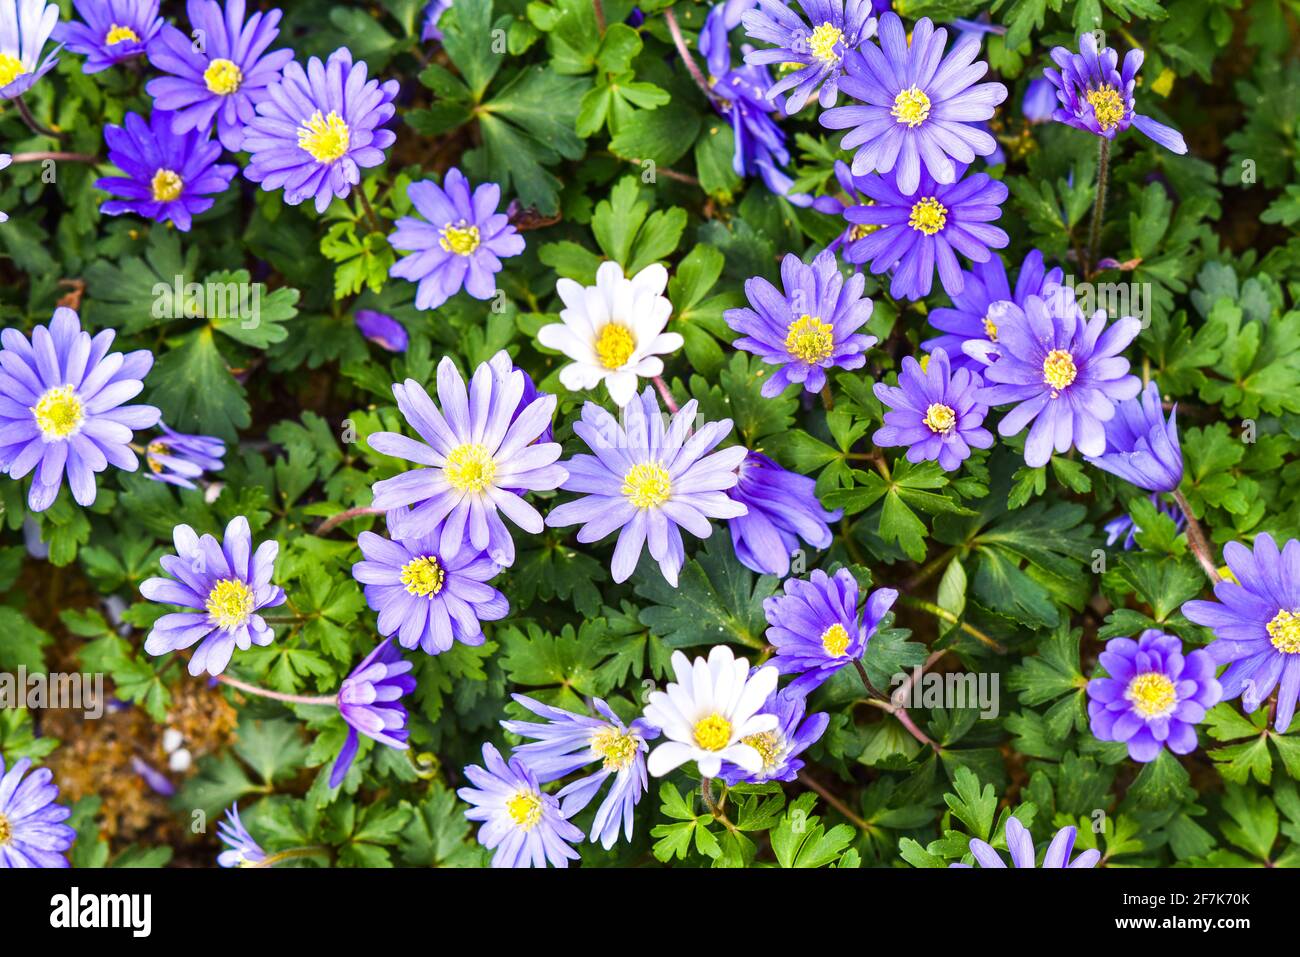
[538, 260, 683, 407]
[643, 645, 780, 778]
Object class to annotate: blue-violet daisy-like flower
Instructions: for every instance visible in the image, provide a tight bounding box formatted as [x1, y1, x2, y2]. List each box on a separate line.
[873, 347, 993, 472]
[726, 450, 841, 577]
[388, 168, 526, 311]
[1084, 380, 1183, 493]
[741, 0, 878, 113]
[0, 756, 75, 867]
[330, 638, 417, 788]
[545, 387, 748, 586]
[503, 694, 656, 849]
[0, 0, 59, 99]
[718, 688, 830, 785]
[216, 804, 266, 867]
[951, 817, 1099, 869]
[141, 515, 286, 677]
[0, 306, 161, 512]
[1184, 533, 1300, 731]
[368, 351, 566, 567]
[820, 13, 1007, 194]
[55, 0, 161, 73]
[145, 0, 293, 151]
[976, 290, 1141, 468]
[1043, 31, 1187, 154]
[1086, 629, 1220, 763]
[242, 47, 399, 213]
[458, 742, 584, 868]
[725, 249, 876, 397]
[355, 309, 408, 353]
[96, 109, 238, 232]
[144, 420, 226, 488]
[351, 518, 508, 655]
[764, 568, 898, 694]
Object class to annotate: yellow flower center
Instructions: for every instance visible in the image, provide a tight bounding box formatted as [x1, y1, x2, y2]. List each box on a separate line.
[400, 555, 445, 598]
[0, 53, 26, 89]
[891, 86, 932, 127]
[1125, 671, 1177, 719]
[743, 730, 783, 772]
[808, 22, 844, 63]
[106, 24, 140, 44]
[784, 314, 835, 364]
[205, 578, 254, 631]
[1042, 349, 1077, 393]
[908, 197, 947, 235]
[147, 440, 169, 473]
[982, 315, 999, 342]
[33, 386, 85, 439]
[151, 169, 184, 202]
[594, 322, 637, 370]
[821, 623, 850, 657]
[297, 110, 350, 164]
[923, 403, 957, 435]
[505, 791, 543, 831]
[438, 222, 481, 257]
[1086, 84, 1126, 131]
[0, 811, 10, 845]
[848, 220, 879, 242]
[444, 443, 497, 494]
[621, 462, 672, 509]
[692, 713, 733, 751]
[591, 727, 639, 772]
[1267, 609, 1300, 654]
[204, 57, 243, 95]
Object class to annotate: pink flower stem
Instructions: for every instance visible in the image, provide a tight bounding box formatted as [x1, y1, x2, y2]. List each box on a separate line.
[652, 375, 680, 413]
[664, 8, 722, 107]
[316, 505, 385, 536]
[216, 673, 336, 707]
[1173, 489, 1223, 585]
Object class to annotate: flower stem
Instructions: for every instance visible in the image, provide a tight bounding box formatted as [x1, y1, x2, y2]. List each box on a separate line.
[217, 674, 336, 707]
[316, 505, 385, 535]
[249, 846, 332, 868]
[820, 383, 835, 411]
[1173, 489, 1222, 584]
[652, 375, 680, 413]
[796, 771, 869, 830]
[1086, 137, 1111, 277]
[9, 151, 99, 164]
[700, 777, 719, 816]
[13, 96, 63, 140]
[857, 653, 942, 753]
[357, 187, 384, 234]
[900, 595, 1006, 653]
[592, 0, 606, 33]
[664, 8, 721, 107]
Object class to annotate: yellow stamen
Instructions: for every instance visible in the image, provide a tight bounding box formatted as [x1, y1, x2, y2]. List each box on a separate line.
[621, 462, 672, 509]
[821, 623, 850, 657]
[1085, 84, 1125, 131]
[505, 791, 543, 831]
[0, 812, 10, 845]
[891, 86, 932, 127]
[1267, 609, 1300, 654]
[444, 443, 496, 493]
[151, 169, 184, 203]
[923, 403, 957, 435]
[1042, 349, 1077, 393]
[743, 730, 783, 772]
[400, 556, 445, 597]
[205, 578, 254, 631]
[908, 197, 947, 235]
[594, 323, 637, 370]
[784, 315, 835, 364]
[204, 57, 243, 95]
[297, 110, 350, 164]
[982, 315, 999, 342]
[808, 22, 844, 64]
[438, 222, 481, 257]
[591, 727, 639, 772]
[106, 24, 140, 44]
[692, 713, 732, 751]
[0, 53, 26, 89]
[1125, 672, 1177, 719]
[147, 440, 169, 473]
[33, 386, 85, 439]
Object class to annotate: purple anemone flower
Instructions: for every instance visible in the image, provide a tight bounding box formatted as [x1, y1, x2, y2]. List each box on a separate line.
[951, 817, 1099, 869]
[351, 517, 508, 655]
[242, 47, 399, 213]
[0, 756, 75, 868]
[0, 306, 161, 512]
[718, 688, 829, 785]
[95, 109, 238, 232]
[976, 290, 1141, 468]
[1043, 32, 1186, 154]
[1184, 534, 1300, 731]
[873, 348, 993, 472]
[330, 639, 417, 788]
[216, 804, 266, 867]
[725, 249, 876, 397]
[144, 421, 226, 488]
[763, 568, 897, 694]
[843, 163, 1008, 301]
[421, 0, 451, 41]
[1085, 381, 1183, 493]
[388, 169, 526, 311]
[726, 451, 841, 577]
[458, 742, 584, 868]
[0, 0, 60, 99]
[1021, 77, 1056, 123]
[820, 13, 1007, 194]
[503, 694, 657, 849]
[545, 387, 748, 586]
[145, 0, 294, 152]
[741, 0, 878, 114]
[141, 515, 286, 677]
[55, 0, 161, 73]
[367, 351, 566, 567]
[354, 309, 408, 353]
[1086, 629, 1220, 763]
[1104, 493, 1186, 550]
[921, 248, 1063, 371]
